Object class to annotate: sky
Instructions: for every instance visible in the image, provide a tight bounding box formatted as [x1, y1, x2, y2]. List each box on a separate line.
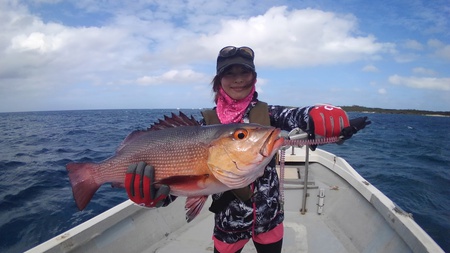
[1, 0, 449, 113]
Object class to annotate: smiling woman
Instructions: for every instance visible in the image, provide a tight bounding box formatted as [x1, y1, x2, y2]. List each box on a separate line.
[220, 66, 255, 100]
[158, 45, 370, 253]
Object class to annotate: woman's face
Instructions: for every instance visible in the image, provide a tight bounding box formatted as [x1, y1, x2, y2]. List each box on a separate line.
[220, 65, 255, 100]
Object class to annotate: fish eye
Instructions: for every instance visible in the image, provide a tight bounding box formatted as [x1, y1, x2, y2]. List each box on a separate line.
[233, 129, 248, 140]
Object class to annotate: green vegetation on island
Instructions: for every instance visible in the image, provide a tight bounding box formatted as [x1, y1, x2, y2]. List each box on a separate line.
[340, 105, 450, 117]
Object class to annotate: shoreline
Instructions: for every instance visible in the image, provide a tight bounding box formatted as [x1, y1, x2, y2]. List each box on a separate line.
[340, 105, 450, 117]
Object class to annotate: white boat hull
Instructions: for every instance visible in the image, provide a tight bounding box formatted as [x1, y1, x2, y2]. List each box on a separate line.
[27, 147, 444, 253]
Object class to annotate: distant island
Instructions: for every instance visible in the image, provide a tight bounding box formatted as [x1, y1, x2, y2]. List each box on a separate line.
[340, 105, 450, 117]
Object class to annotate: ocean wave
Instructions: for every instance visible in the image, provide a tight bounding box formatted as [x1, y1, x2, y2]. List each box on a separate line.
[0, 160, 26, 168]
[66, 129, 93, 135]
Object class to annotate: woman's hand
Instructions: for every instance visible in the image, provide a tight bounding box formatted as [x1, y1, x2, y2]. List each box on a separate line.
[308, 104, 371, 149]
[125, 162, 171, 208]
[308, 104, 350, 138]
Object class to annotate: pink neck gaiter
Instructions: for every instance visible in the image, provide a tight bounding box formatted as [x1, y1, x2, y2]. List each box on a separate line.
[216, 85, 256, 124]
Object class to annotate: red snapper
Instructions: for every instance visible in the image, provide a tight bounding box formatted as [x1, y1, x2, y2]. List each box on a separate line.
[67, 112, 284, 221]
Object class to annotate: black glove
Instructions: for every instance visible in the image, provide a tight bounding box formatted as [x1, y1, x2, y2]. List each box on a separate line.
[340, 116, 371, 140]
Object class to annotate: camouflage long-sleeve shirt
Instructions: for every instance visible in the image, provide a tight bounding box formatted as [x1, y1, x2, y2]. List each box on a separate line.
[203, 100, 314, 244]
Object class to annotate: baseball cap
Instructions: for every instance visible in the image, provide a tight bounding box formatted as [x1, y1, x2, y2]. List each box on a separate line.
[216, 46, 255, 74]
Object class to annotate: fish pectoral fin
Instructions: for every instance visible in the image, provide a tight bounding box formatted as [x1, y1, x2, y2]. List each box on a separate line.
[185, 195, 208, 222]
[157, 175, 209, 186]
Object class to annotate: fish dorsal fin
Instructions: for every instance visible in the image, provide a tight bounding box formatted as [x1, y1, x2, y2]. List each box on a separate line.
[148, 111, 199, 130]
[116, 112, 199, 153]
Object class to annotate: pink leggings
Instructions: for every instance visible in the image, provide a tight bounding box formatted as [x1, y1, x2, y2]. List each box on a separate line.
[213, 223, 283, 253]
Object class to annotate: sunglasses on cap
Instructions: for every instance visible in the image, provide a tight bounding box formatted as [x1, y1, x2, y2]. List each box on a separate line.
[219, 46, 254, 60]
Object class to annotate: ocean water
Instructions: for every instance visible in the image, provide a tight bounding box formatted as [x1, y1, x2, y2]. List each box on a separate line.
[0, 109, 448, 252]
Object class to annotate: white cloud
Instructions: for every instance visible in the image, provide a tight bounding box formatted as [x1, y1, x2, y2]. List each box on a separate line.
[0, 5, 143, 76]
[404, 39, 423, 50]
[136, 70, 208, 86]
[193, 6, 394, 67]
[362, 64, 378, 72]
[393, 53, 418, 63]
[0, 4, 394, 92]
[412, 67, 437, 76]
[388, 75, 450, 91]
[10, 32, 62, 53]
[378, 88, 387, 94]
[1, 1, 447, 112]
[427, 39, 445, 48]
[427, 39, 450, 60]
[435, 45, 450, 60]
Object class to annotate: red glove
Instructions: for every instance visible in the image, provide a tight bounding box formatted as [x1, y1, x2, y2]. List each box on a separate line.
[308, 104, 350, 138]
[125, 162, 170, 207]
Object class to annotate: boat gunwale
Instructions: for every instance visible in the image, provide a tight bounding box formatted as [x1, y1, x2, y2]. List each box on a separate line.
[302, 147, 444, 253]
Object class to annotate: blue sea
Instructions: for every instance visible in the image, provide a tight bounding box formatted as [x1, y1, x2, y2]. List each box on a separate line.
[0, 109, 449, 252]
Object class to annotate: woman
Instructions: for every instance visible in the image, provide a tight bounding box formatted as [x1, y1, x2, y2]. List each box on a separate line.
[125, 46, 370, 253]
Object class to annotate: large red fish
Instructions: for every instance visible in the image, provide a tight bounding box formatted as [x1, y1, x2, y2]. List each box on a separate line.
[67, 112, 284, 221]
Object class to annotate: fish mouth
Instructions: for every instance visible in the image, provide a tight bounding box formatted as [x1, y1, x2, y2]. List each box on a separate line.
[260, 128, 284, 157]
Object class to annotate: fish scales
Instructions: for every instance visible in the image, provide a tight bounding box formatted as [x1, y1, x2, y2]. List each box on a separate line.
[117, 125, 213, 178]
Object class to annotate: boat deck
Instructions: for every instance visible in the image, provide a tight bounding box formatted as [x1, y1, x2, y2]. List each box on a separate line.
[144, 191, 360, 253]
[141, 163, 377, 253]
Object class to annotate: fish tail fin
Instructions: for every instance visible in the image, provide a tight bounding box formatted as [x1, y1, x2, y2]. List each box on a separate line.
[66, 162, 101, 210]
